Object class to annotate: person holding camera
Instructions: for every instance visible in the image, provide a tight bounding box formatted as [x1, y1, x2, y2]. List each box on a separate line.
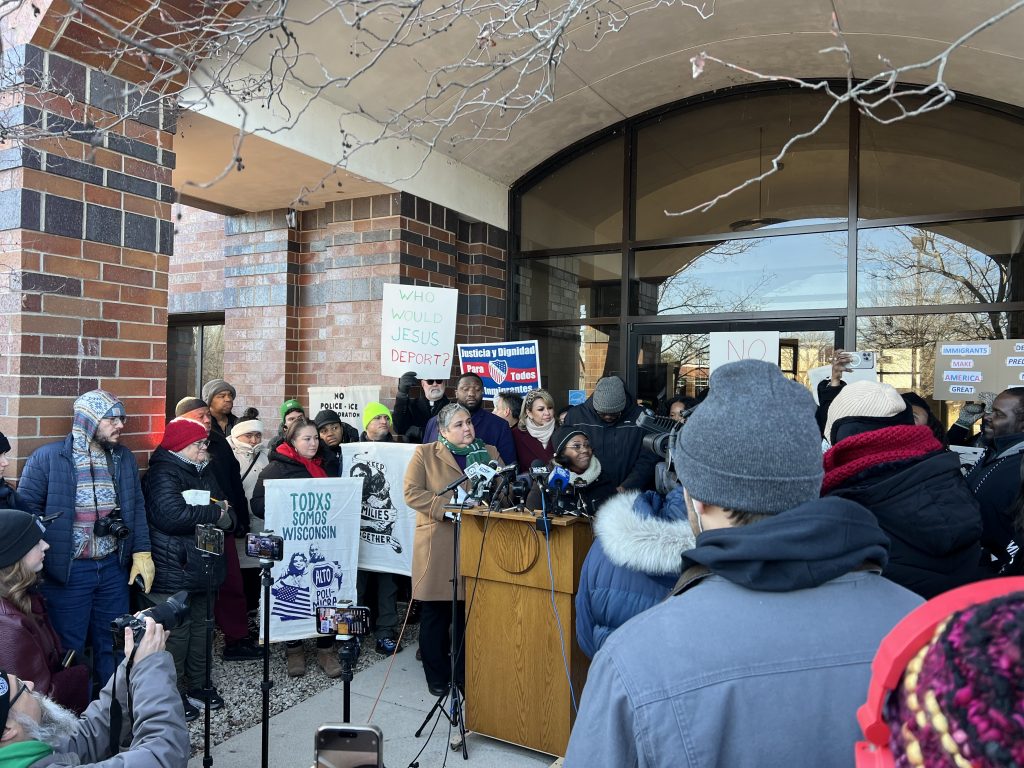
[0, 509, 90, 714]
[142, 418, 232, 721]
[18, 390, 154, 691]
[0, 613, 189, 767]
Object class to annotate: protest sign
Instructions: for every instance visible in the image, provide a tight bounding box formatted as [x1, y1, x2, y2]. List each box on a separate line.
[308, 385, 381, 435]
[708, 331, 781, 372]
[380, 284, 458, 378]
[260, 477, 362, 643]
[932, 340, 1024, 400]
[342, 442, 417, 576]
[457, 340, 541, 398]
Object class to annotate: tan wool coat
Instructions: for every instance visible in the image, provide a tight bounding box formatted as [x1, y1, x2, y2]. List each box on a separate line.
[404, 441, 500, 602]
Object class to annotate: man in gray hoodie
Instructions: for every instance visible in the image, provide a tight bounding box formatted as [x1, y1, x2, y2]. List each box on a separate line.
[565, 359, 923, 768]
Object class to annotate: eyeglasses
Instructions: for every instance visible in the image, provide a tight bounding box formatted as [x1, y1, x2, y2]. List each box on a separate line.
[9, 678, 28, 708]
[190, 439, 210, 448]
[565, 443, 592, 451]
[424, 380, 444, 385]
[102, 416, 127, 426]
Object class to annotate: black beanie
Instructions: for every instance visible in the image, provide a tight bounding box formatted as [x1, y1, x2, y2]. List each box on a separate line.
[0, 432, 9, 454]
[314, 409, 342, 430]
[0, 509, 46, 569]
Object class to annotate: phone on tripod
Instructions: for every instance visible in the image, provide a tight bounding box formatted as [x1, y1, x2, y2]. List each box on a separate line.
[195, 523, 224, 555]
[315, 605, 371, 637]
[315, 724, 382, 768]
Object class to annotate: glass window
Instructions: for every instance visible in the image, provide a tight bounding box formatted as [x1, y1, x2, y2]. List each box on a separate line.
[860, 102, 1024, 218]
[633, 231, 848, 316]
[635, 92, 848, 240]
[857, 220, 1024, 308]
[516, 252, 622, 321]
[516, 324, 621, 407]
[519, 137, 623, 251]
[166, 318, 224, 417]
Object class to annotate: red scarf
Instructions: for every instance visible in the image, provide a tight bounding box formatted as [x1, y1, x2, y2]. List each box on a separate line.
[276, 442, 328, 478]
[822, 425, 941, 495]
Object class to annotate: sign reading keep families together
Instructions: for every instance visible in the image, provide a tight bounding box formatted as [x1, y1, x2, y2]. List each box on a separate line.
[260, 446, 418, 642]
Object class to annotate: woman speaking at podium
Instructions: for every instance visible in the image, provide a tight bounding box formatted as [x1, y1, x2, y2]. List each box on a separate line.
[403, 403, 500, 697]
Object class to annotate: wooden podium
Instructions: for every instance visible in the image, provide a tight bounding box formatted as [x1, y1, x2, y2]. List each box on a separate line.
[458, 507, 593, 757]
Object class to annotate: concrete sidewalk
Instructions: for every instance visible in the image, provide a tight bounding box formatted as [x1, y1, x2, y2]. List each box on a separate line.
[188, 646, 560, 768]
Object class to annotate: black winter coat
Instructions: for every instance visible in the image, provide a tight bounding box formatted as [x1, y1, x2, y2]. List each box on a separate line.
[143, 448, 227, 593]
[965, 431, 1024, 566]
[393, 392, 449, 443]
[207, 430, 250, 532]
[250, 448, 320, 520]
[563, 396, 657, 494]
[826, 450, 988, 598]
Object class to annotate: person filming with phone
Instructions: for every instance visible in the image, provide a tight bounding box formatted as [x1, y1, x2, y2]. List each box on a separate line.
[0, 611, 189, 767]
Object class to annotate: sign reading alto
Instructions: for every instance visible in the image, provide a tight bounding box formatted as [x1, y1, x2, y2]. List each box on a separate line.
[380, 284, 459, 379]
[457, 340, 541, 398]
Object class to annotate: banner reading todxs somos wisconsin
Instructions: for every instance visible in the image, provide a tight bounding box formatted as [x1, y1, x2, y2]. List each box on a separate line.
[261, 478, 362, 643]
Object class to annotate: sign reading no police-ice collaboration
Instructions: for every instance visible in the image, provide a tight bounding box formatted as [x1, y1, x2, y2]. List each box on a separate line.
[380, 284, 458, 379]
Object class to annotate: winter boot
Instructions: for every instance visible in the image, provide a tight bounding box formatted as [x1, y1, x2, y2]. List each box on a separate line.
[317, 648, 343, 678]
[286, 644, 306, 677]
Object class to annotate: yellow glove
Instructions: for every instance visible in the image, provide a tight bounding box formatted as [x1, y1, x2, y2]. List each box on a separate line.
[129, 552, 156, 594]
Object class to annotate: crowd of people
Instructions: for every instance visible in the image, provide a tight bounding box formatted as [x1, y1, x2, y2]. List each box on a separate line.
[3, 355, 1024, 766]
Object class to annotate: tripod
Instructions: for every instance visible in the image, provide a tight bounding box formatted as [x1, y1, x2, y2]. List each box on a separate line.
[336, 634, 361, 723]
[258, 558, 274, 768]
[200, 550, 218, 768]
[414, 498, 469, 760]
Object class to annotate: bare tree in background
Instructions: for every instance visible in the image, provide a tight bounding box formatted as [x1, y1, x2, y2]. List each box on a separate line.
[1, 0, 1023, 211]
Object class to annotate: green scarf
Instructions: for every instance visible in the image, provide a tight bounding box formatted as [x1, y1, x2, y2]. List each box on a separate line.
[438, 435, 491, 467]
[0, 740, 54, 768]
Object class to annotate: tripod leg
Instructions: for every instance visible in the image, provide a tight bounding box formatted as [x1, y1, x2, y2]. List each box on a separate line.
[260, 563, 273, 768]
[203, 554, 215, 768]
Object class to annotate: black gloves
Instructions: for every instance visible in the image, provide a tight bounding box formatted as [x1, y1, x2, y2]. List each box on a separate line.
[398, 371, 418, 395]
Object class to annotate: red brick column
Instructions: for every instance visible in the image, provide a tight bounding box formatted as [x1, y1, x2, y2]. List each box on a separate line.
[0, 45, 174, 468]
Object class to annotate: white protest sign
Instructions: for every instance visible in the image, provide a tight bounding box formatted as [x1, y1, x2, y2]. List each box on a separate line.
[807, 365, 879, 404]
[342, 442, 417, 576]
[709, 331, 781, 372]
[308, 386, 382, 436]
[260, 477, 362, 643]
[380, 284, 458, 379]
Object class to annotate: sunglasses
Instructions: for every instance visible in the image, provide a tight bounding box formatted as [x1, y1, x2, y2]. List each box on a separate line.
[424, 380, 444, 385]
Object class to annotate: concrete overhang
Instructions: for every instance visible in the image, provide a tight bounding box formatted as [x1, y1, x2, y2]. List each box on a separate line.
[173, 0, 1024, 228]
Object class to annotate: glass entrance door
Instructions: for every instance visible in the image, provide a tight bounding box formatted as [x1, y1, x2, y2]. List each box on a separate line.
[629, 319, 845, 411]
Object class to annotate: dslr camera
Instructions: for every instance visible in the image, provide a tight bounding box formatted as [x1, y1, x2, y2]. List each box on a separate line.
[93, 506, 130, 540]
[246, 531, 284, 561]
[195, 523, 225, 555]
[111, 591, 189, 650]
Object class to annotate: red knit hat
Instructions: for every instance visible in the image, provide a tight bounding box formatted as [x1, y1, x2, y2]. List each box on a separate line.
[160, 418, 209, 452]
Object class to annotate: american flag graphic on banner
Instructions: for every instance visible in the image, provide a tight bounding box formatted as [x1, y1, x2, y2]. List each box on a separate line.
[271, 583, 311, 622]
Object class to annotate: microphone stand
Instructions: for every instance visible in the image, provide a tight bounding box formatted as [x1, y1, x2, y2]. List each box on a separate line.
[259, 558, 274, 768]
[415, 488, 473, 760]
[200, 549, 216, 768]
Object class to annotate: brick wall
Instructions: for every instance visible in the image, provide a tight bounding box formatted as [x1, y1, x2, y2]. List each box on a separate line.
[168, 192, 508, 422]
[0, 46, 174, 468]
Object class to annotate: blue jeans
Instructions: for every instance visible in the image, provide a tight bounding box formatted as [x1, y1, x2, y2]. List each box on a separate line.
[40, 555, 128, 686]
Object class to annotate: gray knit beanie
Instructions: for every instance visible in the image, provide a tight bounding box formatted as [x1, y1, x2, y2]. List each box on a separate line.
[592, 376, 628, 414]
[202, 378, 236, 403]
[673, 359, 824, 514]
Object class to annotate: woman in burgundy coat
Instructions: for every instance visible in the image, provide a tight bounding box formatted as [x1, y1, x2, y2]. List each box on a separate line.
[0, 508, 90, 713]
[512, 389, 557, 469]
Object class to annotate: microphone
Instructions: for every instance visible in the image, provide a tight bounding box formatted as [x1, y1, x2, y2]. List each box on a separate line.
[529, 459, 549, 479]
[489, 460, 518, 476]
[547, 466, 570, 492]
[435, 462, 496, 497]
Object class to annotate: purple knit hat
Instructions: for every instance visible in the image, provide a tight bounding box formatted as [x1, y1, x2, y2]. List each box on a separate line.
[887, 592, 1024, 767]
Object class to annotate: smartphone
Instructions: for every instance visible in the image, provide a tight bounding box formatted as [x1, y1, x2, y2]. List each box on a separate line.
[315, 605, 372, 636]
[847, 351, 876, 369]
[314, 724, 383, 768]
[246, 531, 284, 561]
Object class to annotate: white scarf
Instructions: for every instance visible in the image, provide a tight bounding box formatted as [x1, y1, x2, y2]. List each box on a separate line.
[525, 418, 555, 448]
[569, 455, 601, 486]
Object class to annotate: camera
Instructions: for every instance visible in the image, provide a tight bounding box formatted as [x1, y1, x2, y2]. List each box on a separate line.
[846, 351, 876, 369]
[637, 409, 684, 495]
[94, 507, 130, 540]
[315, 724, 383, 768]
[195, 523, 224, 555]
[246, 531, 284, 561]
[315, 604, 371, 637]
[111, 590, 189, 650]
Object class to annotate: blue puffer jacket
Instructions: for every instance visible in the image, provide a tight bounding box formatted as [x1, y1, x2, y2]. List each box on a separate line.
[17, 393, 150, 585]
[575, 487, 695, 659]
